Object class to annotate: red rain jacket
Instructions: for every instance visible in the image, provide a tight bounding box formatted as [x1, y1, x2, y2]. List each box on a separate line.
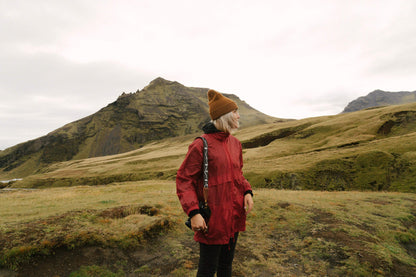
[176, 128, 252, 245]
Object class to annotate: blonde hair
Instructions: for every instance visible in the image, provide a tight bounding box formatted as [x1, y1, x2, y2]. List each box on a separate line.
[212, 111, 239, 134]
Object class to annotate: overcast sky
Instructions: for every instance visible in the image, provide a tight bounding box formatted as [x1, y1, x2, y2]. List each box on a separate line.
[1, 0, 416, 150]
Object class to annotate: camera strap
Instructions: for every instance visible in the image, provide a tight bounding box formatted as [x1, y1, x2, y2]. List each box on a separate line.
[196, 136, 209, 205]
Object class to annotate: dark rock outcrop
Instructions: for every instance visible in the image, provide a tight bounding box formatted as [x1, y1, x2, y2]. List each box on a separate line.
[0, 77, 279, 175]
[343, 90, 416, 113]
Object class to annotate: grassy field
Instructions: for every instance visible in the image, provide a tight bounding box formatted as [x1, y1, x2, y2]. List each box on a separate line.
[3, 102, 416, 193]
[1, 102, 416, 276]
[1, 181, 415, 276]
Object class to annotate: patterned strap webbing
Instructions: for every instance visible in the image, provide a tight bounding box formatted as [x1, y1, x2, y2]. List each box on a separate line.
[197, 137, 209, 190]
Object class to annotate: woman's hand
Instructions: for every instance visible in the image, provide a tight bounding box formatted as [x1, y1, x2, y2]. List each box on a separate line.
[244, 194, 254, 214]
[191, 213, 208, 232]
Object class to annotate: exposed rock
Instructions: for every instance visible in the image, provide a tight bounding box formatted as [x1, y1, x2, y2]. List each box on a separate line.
[0, 77, 279, 176]
[343, 90, 416, 113]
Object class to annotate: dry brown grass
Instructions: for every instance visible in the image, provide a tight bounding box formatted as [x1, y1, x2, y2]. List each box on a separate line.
[1, 182, 415, 276]
[6, 102, 416, 192]
[2, 103, 416, 275]
[0, 181, 178, 225]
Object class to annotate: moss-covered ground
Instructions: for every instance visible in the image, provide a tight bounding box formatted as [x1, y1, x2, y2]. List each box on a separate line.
[1, 181, 415, 276]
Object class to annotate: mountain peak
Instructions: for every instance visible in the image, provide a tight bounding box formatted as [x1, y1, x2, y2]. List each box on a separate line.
[368, 89, 385, 94]
[343, 90, 416, 113]
[144, 77, 182, 90]
[0, 78, 278, 176]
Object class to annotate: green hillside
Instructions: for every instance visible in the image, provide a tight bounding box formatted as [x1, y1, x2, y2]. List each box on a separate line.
[239, 102, 416, 192]
[1, 102, 416, 276]
[0, 77, 278, 178]
[4, 102, 416, 192]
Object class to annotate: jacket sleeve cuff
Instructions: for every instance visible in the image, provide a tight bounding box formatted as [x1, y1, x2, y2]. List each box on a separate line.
[188, 209, 200, 218]
[244, 190, 253, 197]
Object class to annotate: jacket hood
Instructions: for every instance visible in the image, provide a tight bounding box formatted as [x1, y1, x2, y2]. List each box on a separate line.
[202, 122, 220, 134]
[202, 122, 229, 141]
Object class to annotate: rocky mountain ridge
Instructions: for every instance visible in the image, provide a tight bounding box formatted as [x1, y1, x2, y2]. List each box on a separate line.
[5, 101, 416, 193]
[343, 89, 416, 113]
[0, 77, 279, 177]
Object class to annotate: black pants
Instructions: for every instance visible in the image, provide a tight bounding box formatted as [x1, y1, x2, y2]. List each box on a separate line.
[197, 233, 239, 277]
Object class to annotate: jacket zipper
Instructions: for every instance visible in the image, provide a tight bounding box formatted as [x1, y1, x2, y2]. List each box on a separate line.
[222, 138, 235, 240]
[223, 139, 235, 179]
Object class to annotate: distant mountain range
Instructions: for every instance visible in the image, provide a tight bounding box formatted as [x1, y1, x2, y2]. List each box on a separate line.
[5, 100, 416, 193]
[343, 90, 416, 113]
[0, 77, 279, 176]
[2, 81, 416, 192]
[2, 80, 416, 183]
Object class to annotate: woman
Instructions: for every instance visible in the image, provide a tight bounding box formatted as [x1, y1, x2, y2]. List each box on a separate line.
[176, 89, 254, 277]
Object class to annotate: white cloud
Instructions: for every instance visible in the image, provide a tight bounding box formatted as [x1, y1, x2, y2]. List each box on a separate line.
[0, 51, 153, 150]
[1, 0, 416, 149]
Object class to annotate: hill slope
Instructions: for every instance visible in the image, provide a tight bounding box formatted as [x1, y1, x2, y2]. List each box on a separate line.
[343, 89, 416, 113]
[7, 102, 416, 192]
[0, 77, 279, 178]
